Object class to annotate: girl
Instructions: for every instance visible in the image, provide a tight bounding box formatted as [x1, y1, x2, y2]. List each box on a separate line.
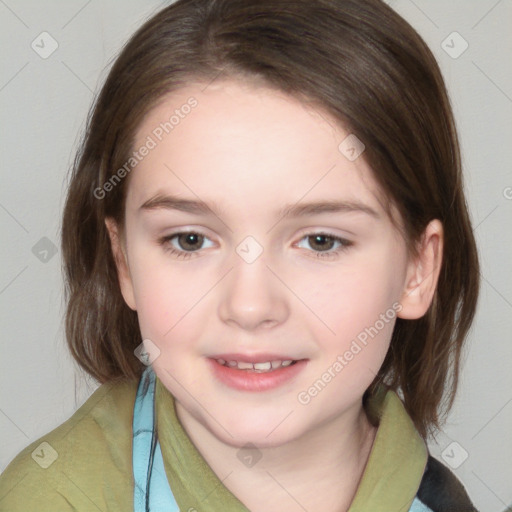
[0, 0, 480, 510]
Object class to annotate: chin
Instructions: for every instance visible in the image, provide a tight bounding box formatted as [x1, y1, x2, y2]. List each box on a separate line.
[206, 414, 304, 449]
[220, 430, 295, 450]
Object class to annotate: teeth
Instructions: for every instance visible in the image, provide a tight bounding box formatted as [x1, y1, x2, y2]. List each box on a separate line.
[215, 358, 296, 372]
[253, 362, 271, 371]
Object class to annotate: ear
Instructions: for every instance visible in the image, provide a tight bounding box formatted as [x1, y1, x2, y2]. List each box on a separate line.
[104, 217, 137, 311]
[397, 219, 443, 320]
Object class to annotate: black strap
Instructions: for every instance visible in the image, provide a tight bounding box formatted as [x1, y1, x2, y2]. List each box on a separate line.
[416, 455, 479, 512]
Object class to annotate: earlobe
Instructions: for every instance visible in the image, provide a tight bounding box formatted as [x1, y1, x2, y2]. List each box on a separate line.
[104, 217, 137, 311]
[397, 219, 443, 320]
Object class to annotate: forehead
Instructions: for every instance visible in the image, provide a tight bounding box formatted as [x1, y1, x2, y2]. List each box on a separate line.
[127, 79, 387, 220]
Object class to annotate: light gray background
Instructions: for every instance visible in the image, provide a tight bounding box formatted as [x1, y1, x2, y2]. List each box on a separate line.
[1, 1, 511, 511]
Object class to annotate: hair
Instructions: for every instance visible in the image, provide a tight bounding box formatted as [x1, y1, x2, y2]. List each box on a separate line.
[61, 0, 479, 439]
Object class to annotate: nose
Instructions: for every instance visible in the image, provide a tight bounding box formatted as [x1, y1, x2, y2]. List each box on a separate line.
[217, 253, 289, 331]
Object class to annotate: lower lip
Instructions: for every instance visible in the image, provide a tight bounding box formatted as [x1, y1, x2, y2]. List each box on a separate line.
[207, 358, 308, 392]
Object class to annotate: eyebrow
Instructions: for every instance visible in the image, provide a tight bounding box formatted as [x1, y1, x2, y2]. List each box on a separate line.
[139, 194, 380, 220]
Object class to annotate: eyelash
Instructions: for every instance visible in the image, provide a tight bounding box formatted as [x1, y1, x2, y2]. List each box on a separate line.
[158, 230, 353, 261]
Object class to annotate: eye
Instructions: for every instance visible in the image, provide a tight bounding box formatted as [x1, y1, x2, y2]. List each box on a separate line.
[296, 232, 353, 260]
[158, 231, 214, 260]
[158, 230, 353, 261]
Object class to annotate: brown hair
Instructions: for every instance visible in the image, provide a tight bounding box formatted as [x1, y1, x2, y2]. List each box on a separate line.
[61, 0, 479, 439]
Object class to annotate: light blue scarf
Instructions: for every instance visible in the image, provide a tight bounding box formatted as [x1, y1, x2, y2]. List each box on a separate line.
[132, 366, 179, 511]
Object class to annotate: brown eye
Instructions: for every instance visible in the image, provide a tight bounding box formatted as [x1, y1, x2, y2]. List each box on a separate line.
[175, 232, 204, 251]
[307, 234, 337, 251]
[296, 232, 353, 260]
[158, 231, 214, 259]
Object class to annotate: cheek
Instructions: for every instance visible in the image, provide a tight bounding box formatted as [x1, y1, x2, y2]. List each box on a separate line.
[128, 249, 214, 356]
[130, 257, 172, 333]
[303, 255, 403, 339]
[301, 251, 404, 387]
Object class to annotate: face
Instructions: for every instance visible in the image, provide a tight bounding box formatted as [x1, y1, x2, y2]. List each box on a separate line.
[107, 79, 437, 448]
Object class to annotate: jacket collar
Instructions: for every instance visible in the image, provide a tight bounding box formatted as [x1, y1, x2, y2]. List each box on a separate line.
[155, 378, 427, 511]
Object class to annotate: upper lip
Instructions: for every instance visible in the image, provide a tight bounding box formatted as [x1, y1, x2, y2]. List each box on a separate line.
[209, 353, 305, 363]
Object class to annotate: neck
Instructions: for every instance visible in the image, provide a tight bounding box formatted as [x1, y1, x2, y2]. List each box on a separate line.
[175, 400, 377, 512]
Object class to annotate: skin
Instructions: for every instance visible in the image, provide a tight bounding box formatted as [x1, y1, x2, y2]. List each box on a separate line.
[106, 79, 443, 512]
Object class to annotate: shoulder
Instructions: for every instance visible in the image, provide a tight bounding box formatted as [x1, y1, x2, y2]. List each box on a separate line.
[416, 454, 479, 512]
[0, 378, 138, 512]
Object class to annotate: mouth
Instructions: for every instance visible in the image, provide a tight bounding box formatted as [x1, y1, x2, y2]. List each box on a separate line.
[213, 358, 299, 372]
[207, 355, 308, 392]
